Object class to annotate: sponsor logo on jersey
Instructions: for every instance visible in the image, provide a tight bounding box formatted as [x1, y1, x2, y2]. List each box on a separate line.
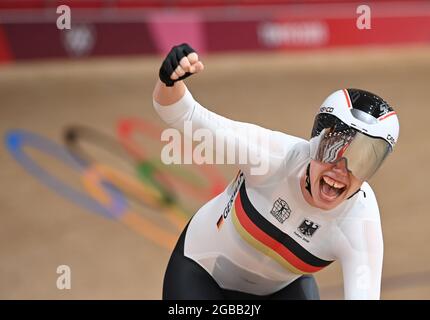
[217, 171, 245, 229]
[270, 198, 291, 223]
[298, 219, 320, 238]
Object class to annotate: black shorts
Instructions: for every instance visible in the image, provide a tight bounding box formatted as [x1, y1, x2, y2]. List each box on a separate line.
[163, 223, 320, 300]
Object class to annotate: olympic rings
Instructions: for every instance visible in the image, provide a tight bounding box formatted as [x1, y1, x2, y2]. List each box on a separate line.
[5, 119, 228, 250]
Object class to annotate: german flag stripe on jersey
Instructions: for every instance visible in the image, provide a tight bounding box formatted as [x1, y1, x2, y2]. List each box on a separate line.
[232, 182, 333, 274]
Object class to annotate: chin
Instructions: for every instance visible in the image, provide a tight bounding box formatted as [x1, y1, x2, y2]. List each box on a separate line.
[313, 197, 343, 211]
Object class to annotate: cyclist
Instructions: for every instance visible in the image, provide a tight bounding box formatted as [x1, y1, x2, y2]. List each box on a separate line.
[153, 44, 399, 300]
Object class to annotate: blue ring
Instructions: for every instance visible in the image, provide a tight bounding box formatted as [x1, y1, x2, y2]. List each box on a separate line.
[4, 129, 127, 219]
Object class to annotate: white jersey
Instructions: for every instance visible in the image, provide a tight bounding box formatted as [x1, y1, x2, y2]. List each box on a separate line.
[153, 88, 384, 300]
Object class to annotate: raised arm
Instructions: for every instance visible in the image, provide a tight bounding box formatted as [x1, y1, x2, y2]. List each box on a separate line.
[152, 44, 303, 182]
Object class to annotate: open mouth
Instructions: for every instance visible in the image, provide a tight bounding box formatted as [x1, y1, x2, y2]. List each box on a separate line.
[319, 175, 347, 202]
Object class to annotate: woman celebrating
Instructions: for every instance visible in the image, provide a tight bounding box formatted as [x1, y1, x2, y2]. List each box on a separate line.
[153, 44, 399, 300]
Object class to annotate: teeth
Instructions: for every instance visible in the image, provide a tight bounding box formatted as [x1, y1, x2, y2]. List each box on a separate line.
[322, 176, 346, 189]
[333, 181, 345, 189]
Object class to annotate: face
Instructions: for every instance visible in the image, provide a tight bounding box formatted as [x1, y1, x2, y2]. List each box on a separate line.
[302, 159, 363, 210]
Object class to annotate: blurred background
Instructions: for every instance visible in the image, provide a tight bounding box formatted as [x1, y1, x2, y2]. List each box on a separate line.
[0, 0, 429, 299]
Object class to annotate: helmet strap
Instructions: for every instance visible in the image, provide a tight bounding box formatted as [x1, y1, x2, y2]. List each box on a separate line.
[305, 163, 312, 196]
[347, 188, 366, 199]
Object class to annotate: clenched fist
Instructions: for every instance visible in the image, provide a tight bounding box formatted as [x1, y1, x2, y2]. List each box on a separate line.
[159, 43, 204, 87]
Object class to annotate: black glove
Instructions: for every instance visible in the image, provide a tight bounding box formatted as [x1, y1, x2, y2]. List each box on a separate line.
[159, 43, 196, 87]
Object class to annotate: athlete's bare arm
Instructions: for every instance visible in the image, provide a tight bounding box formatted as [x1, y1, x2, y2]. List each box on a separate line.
[152, 51, 204, 106]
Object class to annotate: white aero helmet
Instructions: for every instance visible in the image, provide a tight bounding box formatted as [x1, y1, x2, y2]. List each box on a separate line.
[309, 88, 399, 181]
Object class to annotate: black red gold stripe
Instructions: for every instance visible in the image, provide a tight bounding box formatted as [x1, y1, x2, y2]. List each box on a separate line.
[232, 182, 333, 274]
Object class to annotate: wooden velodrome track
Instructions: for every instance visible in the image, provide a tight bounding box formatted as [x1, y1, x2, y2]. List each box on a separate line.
[1, 46, 429, 299]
